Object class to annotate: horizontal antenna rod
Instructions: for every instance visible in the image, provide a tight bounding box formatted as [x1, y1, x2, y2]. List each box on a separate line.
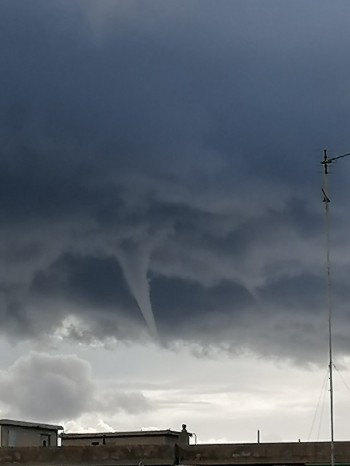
[321, 150, 350, 174]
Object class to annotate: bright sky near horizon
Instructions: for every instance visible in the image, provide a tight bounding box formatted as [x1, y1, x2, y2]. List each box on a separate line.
[1, 0, 350, 443]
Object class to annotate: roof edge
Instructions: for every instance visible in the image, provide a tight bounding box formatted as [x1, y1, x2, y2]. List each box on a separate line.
[61, 430, 183, 438]
[0, 419, 63, 430]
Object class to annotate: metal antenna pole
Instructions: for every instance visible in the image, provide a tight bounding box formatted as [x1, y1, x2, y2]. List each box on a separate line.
[322, 149, 334, 466]
[321, 148, 350, 466]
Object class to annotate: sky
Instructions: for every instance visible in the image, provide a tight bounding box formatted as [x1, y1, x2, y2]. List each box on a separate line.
[1, 0, 350, 443]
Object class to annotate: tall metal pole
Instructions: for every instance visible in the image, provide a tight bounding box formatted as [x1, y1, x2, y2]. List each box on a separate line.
[321, 148, 350, 466]
[322, 149, 334, 466]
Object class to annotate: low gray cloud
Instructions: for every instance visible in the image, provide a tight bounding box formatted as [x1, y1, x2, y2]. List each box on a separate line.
[0, 352, 94, 421]
[0, 352, 152, 422]
[0, 0, 350, 363]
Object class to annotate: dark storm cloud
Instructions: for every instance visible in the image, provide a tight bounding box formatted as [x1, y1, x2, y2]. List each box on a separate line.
[1, 0, 350, 362]
[151, 275, 254, 336]
[31, 253, 136, 311]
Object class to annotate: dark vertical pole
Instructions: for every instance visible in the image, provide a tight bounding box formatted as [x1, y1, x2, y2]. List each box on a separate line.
[322, 149, 335, 466]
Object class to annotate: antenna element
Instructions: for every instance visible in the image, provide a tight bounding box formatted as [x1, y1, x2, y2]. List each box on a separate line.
[321, 148, 350, 466]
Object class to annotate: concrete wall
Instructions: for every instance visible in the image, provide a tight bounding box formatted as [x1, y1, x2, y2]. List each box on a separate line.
[61, 434, 181, 447]
[178, 441, 350, 465]
[0, 425, 58, 447]
[0, 444, 175, 465]
[1, 440, 350, 465]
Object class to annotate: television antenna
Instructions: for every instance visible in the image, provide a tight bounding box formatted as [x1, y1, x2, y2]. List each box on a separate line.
[321, 149, 350, 466]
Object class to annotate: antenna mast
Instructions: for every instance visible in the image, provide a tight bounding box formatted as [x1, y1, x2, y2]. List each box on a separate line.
[321, 149, 350, 466]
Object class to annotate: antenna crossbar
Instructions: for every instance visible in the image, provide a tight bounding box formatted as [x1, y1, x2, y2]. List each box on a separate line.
[321, 150, 350, 174]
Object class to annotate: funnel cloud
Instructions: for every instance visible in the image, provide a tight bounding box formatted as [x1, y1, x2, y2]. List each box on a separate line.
[117, 239, 158, 340]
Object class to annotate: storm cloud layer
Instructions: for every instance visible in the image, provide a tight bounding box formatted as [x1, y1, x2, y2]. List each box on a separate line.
[1, 0, 350, 363]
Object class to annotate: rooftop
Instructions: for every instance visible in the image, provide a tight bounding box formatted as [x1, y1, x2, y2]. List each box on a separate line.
[61, 429, 185, 439]
[0, 419, 63, 431]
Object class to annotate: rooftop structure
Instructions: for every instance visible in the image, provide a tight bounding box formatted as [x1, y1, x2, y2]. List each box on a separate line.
[0, 419, 63, 447]
[61, 424, 191, 447]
